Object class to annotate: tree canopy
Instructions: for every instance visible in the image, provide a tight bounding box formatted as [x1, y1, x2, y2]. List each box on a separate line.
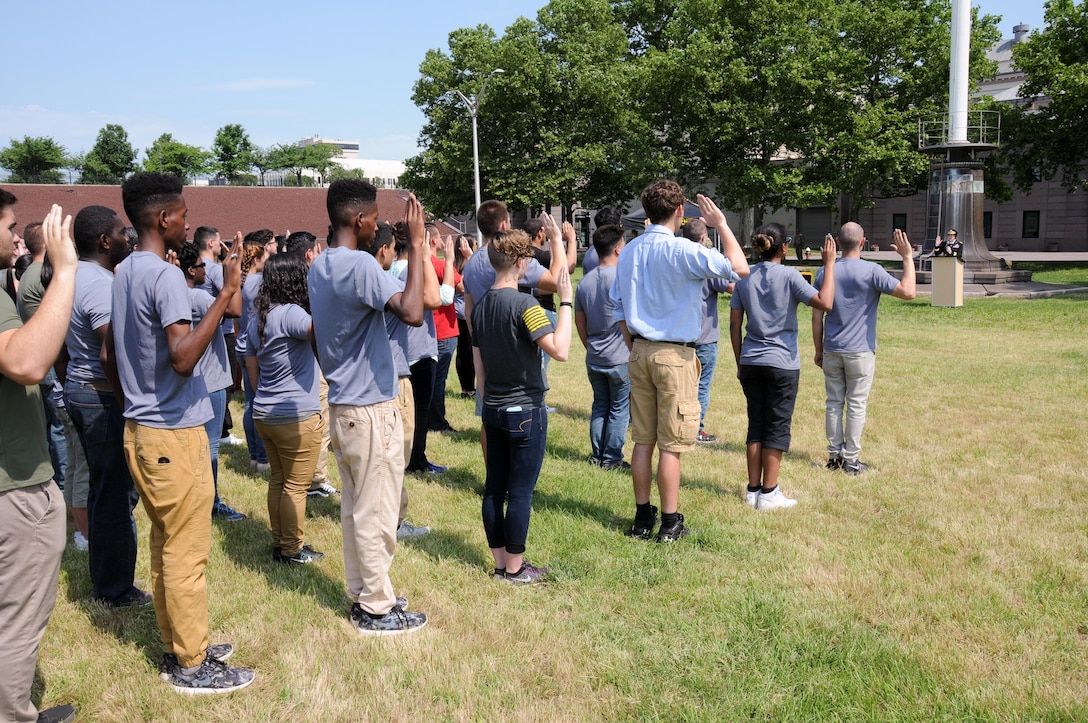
[142, 133, 211, 182]
[80, 124, 137, 184]
[0, 135, 68, 184]
[404, 0, 1000, 220]
[212, 124, 255, 183]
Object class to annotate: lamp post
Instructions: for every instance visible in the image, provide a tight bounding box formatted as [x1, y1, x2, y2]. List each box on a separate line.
[449, 69, 504, 242]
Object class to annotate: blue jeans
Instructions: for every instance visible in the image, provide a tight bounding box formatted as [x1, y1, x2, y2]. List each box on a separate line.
[41, 370, 66, 488]
[429, 336, 457, 430]
[64, 382, 139, 603]
[586, 362, 630, 464]
[696, 341, 718, 430]
[481, 406, 547, 555]
[238, 353, 268, 464]
[203, 388, 226, 509]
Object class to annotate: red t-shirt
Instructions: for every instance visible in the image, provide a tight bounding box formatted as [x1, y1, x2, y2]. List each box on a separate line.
[432, 255, 461, 340]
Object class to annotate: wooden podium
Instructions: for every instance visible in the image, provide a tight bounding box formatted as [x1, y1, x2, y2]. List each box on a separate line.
[931, 256, 964, 307]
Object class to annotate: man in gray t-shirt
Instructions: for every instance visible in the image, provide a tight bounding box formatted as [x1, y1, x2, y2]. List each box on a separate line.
[307, 179, 430, 636]
[574, 223, 630, 469]
[813, 223, 916, 475]
[109, 173, 253, 694]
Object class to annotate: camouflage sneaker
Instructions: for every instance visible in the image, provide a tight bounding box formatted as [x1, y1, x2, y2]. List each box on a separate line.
[350, 603, 427, 636]
[159, 643, 234, 681]
[167, 656, 254, 695]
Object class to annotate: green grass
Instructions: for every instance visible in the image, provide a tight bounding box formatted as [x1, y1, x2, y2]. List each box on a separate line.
[37, 290, 1088, 721]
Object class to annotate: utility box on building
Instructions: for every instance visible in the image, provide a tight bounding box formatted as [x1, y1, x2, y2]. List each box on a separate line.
[932, 256, 964, 307]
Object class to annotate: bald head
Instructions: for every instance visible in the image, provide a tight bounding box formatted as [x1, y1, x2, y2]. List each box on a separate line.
[838, 222, 864, 253]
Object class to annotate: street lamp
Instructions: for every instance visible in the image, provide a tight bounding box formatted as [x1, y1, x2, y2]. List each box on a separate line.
[449, 68, 504, 242]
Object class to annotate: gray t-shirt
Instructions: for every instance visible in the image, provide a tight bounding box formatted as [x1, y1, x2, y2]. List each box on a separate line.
[472, 287, 553, 409]
[199, 260, 236, 338]
[396, 264, 437, 363]
[574, 265, 629, 367]
[111, 251, 212, 428]
[463, 245, 546, 309]
[308, 246, 401, 406]
[188, 287, 234, 394]
[383, 275, 411, 378]
[246, 303, 319, 420]
[814, 258, 900, 353]
[729, 262, 817, 370]
[234, 271, 262, 357]
[66, 260, 113, 383]
[697, 276, 733, 346]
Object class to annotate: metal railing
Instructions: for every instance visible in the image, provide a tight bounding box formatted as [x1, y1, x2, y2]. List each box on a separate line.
[918, 110, 1001, 150]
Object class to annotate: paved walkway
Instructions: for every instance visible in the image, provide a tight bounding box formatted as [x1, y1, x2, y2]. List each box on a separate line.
[857, 251, 1088, 298]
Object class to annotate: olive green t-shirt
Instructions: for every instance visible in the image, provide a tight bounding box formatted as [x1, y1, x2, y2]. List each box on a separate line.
[0, 292, 52, 492]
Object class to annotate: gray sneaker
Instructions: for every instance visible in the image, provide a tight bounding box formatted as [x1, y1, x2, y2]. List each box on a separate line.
[503, 562, 549, 585]
[167, 656, 254, 695]
[843, 460, 870, 476]
[159, 643, 234, 681]
[350, 603, 427, 636]
[396, 521, 430, 539]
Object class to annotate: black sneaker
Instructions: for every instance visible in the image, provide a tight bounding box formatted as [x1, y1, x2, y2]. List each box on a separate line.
[36, 704, 76, 723]
[350, 603, 427, 636]
[656, 513, 692, 543]
[167, 656, 254, 695]
[492, 568, 506, 580]
[697, 431, 717, 443]
[826, 455, 844, 470]
[100, 586, 153, 608]
[843, 460, 870, 476]
[212, 502, 246, 522]
[160, 643, 234, 681]
[600, 460, 631, 471]
[278, 546, 324, 564]
[625, 505, 659, 540]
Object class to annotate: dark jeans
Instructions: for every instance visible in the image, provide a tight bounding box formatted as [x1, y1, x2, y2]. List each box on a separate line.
[238, 352, 268, 463]
[64, 382, 139, 603]
[455, 318, 475, 393]
[586, 362, 630, 464]
[429, 336, 457, 430]
[41, 371, 66, 488]
[481, 405, 547, 555]
[203, 388, 226, 508]
[407, 357, 436, 470]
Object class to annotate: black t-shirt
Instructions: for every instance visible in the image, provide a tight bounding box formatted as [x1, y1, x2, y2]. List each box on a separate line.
[471, 287, 554, 408]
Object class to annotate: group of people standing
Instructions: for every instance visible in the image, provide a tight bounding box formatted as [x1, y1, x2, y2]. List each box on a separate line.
[0, 174, 917, 719]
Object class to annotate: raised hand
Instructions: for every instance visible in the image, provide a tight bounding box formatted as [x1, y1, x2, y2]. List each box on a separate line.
[695, 194, 728, 230]
[892, 229, 912, 258]
[41, 204, 76, 276]
[821, 234, 837, 264]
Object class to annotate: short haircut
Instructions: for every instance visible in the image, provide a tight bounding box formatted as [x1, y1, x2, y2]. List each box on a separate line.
[326, 179, 377, 229]
[425, 223, 440, 239]
[640, 180, 684, 224]
[0, 188, 16, 215]
[592, 224, 625, 258]
[285, 231, 317, 255]
[594, 206, 622, 227]
[23, 222, 45, 256]
[838, 222, 864, 253]
[751, 222, 788, 261]
[365, 221, 396, 257]
[680, 218, 707, 242]
[123, 227, 138, 251]
[121, 172, 183, 230]
[488, 229, 534, 271]
[73, 205, 119, 258]
[193, 226, 219, 251]
[476, 200, 508, 238]
[522, 218, 544, 239]
[177, 241, 201, 273]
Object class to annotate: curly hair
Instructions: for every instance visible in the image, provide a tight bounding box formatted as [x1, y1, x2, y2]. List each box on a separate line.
[640, 180, 684, 224]
[751, 222, 787, 261]
[254, 253, 310, 349]
[488, 229, 534, 271]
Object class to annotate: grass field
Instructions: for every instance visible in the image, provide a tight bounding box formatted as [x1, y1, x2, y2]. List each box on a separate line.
[36, 278, 1088, 721]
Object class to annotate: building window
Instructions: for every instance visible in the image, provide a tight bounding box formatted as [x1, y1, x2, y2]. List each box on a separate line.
[892, 213, 907, 231]
[983, 211, 992, 239]
[1022, 211, 1040, 239]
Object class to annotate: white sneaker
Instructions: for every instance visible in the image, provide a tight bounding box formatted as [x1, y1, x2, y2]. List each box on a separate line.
[220, 434, 246, 446]
[745, 490, 760, 508]
[756, 488, 797, 511]
[396, 521, 430, 539]
[73, 531, 89, 551]
[250, 461, 270, 474]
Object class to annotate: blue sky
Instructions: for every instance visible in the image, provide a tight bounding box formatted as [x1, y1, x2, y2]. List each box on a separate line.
[1, 0, 1044, 164]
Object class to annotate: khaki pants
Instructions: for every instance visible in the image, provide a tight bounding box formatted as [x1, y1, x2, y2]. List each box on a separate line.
[123, 421, 213, 668]
[396, 377, 413, 525]
[0, 481, 64, 722]
[330, 400, 402, 616]
[257, 414, 322, 556]
[311, 373, 332, 486]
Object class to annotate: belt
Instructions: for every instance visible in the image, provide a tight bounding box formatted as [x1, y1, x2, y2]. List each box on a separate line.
[631, 334, 696, 349]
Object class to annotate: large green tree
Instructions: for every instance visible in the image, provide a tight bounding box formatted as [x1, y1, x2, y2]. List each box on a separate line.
[80, 124, 137, 184]
[142, 133, 210, 182]
[212, 124, 255, 183]
[268, 143, 341, 186]
[994, 0, 1088, 193]
[0, 135, 67, 183]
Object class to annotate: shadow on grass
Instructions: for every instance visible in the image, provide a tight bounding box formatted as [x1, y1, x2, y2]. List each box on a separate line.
[216, 515, 348, 616]
[399, 528, 492, 571]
